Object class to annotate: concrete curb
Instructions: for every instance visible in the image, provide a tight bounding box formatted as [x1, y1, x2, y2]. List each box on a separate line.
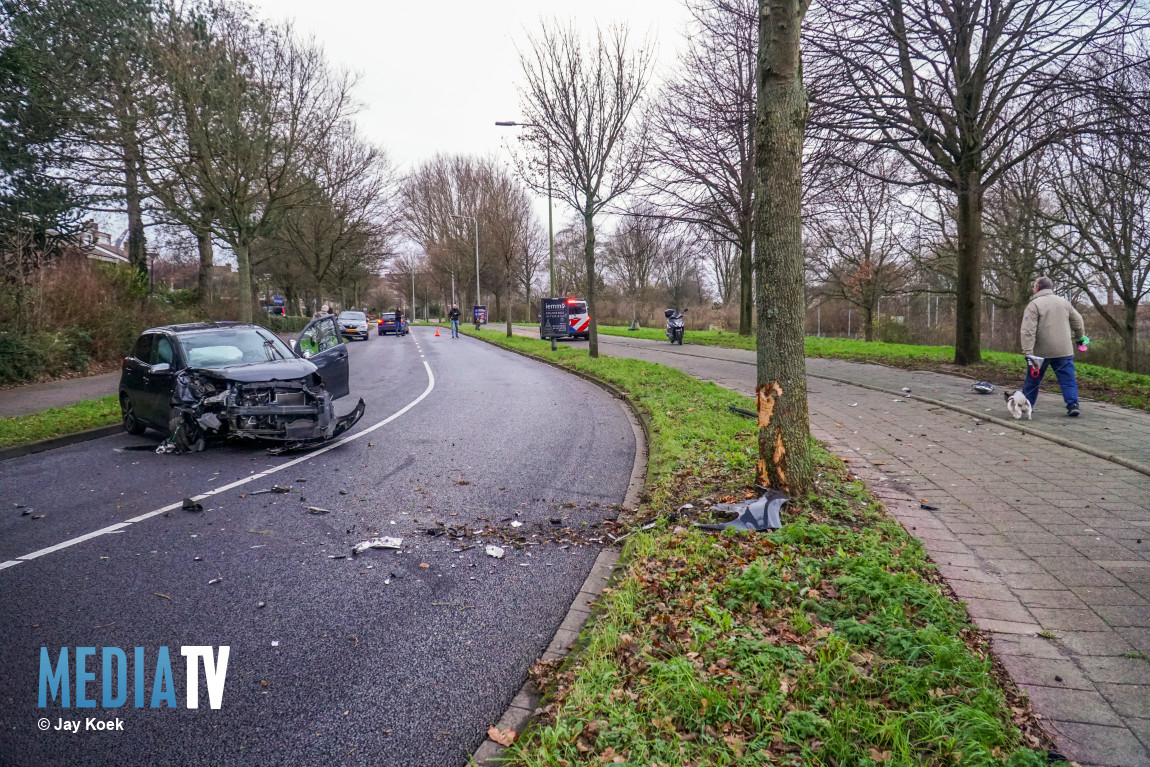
[463, 331, 649, 766]
[808, 372, 1150, 479]
[0, 423, 122, 462]
[471, 549, 620, 767]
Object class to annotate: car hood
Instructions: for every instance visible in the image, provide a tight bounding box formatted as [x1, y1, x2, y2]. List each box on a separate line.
[193, 358, 318, 383]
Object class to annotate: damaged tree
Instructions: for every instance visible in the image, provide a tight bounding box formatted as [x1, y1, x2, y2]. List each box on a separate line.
[753, 0, 813, 495]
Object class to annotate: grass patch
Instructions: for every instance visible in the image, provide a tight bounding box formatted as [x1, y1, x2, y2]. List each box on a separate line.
[464, 327, 1051, 766]
[595, 325, 1150, 412]
[0, 395, 120, 448]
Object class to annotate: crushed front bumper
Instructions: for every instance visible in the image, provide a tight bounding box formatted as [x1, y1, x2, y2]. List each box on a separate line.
[168, 371, 366, 453]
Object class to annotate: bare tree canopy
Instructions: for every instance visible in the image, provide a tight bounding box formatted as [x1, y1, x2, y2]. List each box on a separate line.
[648, 0, 757, 335]
[806, 0, 1145, 364]
[515, 18, 654, 357]
[807, 153, 914, 342]
[1049, 36, 1150, 371]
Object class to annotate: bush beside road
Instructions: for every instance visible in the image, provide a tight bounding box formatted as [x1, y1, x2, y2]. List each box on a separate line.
[595, 326, 1150, 412]
[463, 327, 1052, 766]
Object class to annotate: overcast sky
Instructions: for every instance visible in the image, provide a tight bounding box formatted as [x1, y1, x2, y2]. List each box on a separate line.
[246, 0, 691, 177]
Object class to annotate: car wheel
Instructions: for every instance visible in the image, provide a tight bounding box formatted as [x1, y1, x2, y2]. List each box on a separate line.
[121, 394, 147, 435]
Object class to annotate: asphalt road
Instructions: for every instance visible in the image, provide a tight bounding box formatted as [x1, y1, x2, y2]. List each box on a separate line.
[0, 327, 636, 767]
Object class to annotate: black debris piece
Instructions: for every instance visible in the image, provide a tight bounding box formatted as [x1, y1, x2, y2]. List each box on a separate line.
[182, 498, 204, 513]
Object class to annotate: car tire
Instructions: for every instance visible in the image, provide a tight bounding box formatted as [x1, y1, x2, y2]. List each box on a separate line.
[121, 394, 147, 435]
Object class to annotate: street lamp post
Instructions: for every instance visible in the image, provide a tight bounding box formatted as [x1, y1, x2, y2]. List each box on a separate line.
[496, 121, 554, 296]
[450, 214, 480, 315]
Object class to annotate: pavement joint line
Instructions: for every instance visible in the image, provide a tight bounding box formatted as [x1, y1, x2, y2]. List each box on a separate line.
[807, 372, 1150, 479]
[2, 360, 437, 571]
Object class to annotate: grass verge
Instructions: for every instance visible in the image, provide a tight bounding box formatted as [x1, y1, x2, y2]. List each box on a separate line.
[596, 325, 1150, 412]
[463, 327, 1052, 766]
[0, 395, 120, 448]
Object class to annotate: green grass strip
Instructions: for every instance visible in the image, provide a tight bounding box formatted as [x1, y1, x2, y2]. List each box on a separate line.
[0, 395, 120, 448]
[463, 327, 1050, 766]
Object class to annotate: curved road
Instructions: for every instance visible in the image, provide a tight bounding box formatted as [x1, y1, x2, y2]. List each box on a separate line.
[0, 327, 636, 767]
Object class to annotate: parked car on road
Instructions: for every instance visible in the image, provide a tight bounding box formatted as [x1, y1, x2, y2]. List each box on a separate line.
[338, 310, 370, 341]
[119, 317, 364, 452]
[376, 311, 408, 336]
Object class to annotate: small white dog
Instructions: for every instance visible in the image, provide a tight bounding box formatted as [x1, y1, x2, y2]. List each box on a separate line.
[1004, 390, 1032, 420]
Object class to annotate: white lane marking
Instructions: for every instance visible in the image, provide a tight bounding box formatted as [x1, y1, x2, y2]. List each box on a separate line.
[4, 361, 436, 570]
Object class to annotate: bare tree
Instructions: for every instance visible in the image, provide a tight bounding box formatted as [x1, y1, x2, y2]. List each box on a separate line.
[981, 153, 1061, 349]
[517, 224, 547, 321]
[658, 230, 707, 311]
[142, 5, 360, 321]
[516, 19, 654, 357]
[648, 0, 757, 334]
[807, 0, 1143, 364]
[754, 0, 813, 495]
[603, 205, 665, 327]
[704, 239, 740, 305]
[478, 169, 537, 337]
[1048, 44, 1150, 371]
[264, 125, 397, 315]
[807, 154, 913, 341]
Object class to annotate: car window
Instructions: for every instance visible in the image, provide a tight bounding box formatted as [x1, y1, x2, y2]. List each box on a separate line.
[298, 316, 340, 357]
[568, 302, 587, 314]
[380, 313, 395, 321]
[132, 334, 153, 362]
[178, 328, 294, 368]
[153, 336, 176, 366]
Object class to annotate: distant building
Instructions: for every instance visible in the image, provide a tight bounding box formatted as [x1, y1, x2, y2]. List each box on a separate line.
[79, 221, 130, 265]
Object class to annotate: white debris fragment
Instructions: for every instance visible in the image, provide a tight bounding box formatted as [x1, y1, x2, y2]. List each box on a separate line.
[510, 521, 523, 528]
[485, 545, 505, 559]
[351, 537, 403, 555]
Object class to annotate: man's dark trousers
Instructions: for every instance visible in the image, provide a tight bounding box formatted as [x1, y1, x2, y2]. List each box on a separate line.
[1023, 356, 1079, 411]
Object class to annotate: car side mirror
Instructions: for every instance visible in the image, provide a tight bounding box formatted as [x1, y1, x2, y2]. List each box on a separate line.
[150, 362, 171, 374]
[291, 340, 300, 355]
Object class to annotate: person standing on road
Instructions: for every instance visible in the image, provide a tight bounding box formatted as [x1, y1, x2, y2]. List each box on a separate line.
[448, 304, 461, 338]
[1020, 276, 1086, 417]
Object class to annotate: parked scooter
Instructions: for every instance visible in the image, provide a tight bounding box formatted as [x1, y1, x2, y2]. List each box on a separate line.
[664, 308, 686, 345]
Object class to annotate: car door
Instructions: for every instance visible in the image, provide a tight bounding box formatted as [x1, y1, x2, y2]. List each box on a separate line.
[295, 315, 350, 399]
[146, 333, 181, 430]
[137, 333, 178, 429]
[122, 334, 153, 419]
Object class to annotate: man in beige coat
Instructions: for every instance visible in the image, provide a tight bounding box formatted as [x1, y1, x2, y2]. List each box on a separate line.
[1020, 276, 1086, 417]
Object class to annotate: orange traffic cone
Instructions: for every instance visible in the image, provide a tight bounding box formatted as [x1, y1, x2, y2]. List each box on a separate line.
[435, 327, 440, 337]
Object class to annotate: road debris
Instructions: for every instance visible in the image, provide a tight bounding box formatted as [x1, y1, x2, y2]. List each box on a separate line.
[920, 502, 939, 511]
[728, 404, 757, 420]
[696, 489, 789, 532]
[257, 602, 266, 608]
[250, 486, 291, 496]
[485, 545, 505, 559]
[154, 593, 171, 600]
[351, 537, 403, 555]
[306, 506, 331, 515]
[182, 498, 204, 513]
[208, 578, 222, 585]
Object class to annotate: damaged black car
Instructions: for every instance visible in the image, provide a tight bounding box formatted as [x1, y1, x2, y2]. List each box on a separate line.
[119, 316, 365, 453]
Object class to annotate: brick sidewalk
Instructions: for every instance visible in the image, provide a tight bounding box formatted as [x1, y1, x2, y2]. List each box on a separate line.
[574, 334, 1150, 767]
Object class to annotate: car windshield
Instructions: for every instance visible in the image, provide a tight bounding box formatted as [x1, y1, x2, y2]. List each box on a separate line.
[178, 327, 294, 368]
[339, 312, 366, 321]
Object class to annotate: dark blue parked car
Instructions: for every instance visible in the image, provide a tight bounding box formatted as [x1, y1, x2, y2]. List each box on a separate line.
[376, 312, 408, 336]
